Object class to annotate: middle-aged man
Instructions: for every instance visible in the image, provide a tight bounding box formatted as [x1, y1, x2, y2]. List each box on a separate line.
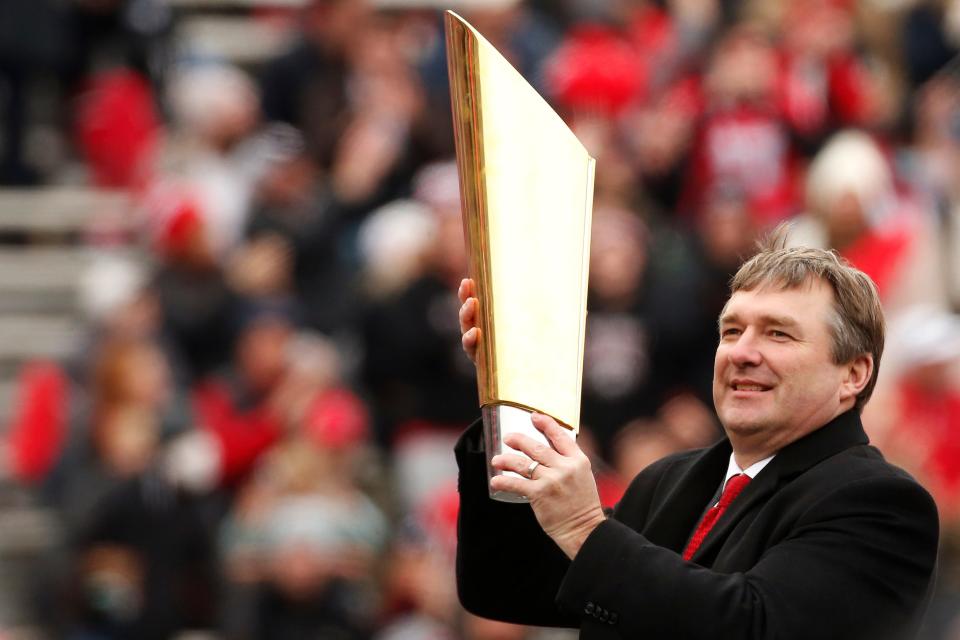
[453, 233, 939, 639]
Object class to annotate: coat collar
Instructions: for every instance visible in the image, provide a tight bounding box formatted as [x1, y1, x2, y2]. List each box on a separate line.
[641, 409, 869, 559]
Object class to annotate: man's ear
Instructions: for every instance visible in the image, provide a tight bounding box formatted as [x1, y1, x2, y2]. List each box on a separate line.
[840, 354, 873, 404]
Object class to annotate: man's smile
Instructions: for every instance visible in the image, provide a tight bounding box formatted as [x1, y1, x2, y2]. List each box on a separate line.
[729, 378, 773, 394]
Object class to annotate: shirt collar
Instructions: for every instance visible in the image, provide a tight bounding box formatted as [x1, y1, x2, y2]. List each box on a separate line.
[724, 452, 775, 485]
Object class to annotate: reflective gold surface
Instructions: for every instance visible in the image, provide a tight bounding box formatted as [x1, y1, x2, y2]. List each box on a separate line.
[446, 11, 595, 432]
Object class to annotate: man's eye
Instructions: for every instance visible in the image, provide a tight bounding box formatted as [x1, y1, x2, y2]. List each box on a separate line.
[721, 328, 741, 338]
[770, 330, 791, 339]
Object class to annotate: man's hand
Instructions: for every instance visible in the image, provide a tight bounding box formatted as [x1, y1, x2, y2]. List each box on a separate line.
[459, 278, 605, 556]
[458, 278, 480, 365]
[491, 413, 606, 560]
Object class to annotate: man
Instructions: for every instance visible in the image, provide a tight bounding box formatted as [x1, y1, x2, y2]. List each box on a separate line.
[453, 232, 939, 639]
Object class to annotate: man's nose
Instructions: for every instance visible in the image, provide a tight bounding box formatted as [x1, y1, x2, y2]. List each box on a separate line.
[727, 329, 763, 367]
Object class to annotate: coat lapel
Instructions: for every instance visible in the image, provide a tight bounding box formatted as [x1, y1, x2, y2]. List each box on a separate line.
[641, 440, 731, 553]
[689, 409, 869, 564]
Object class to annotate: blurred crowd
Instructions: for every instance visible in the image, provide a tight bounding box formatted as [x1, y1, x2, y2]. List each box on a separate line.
[3, 0, 960, 637]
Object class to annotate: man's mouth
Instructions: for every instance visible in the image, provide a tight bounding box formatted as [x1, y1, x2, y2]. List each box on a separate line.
[731, 382, 771, 392]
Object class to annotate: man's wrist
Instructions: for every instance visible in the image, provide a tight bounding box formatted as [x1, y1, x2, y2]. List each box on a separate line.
[555, 510, 607, 560]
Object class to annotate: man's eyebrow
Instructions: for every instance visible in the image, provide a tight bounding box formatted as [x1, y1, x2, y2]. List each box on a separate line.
[761, 314, 800, 327]
[718, 313, 801, 328]
[718, 311, 738, 331]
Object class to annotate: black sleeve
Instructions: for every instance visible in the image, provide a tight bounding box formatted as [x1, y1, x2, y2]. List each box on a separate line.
[454, 419, 578, 627]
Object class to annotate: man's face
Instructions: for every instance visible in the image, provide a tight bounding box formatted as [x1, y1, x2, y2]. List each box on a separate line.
[238, 318, 292, 394]
[713, 280, 853, 449]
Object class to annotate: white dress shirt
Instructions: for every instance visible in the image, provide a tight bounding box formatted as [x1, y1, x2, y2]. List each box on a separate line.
[709, 453, 775, 507]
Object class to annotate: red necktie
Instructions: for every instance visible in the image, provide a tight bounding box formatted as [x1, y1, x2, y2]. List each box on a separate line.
[682, 473, 752, 561]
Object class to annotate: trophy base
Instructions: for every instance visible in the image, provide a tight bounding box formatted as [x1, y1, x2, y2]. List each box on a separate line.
[482, 404, 575, 503]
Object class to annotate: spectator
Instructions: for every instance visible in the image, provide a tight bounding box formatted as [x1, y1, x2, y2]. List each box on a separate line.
[580, 205, 715, 460]
[45, 336, 180, 538]
[162, 63, 266, 261]
[359, 169, 476, 453]
[0, 0, 67, 184]
[219, 333, 384, 640]
[791, 129, 948, 311]
[778, 0, 876, 153]
[682, 24, 798, 225]
[245, 126, 363, 334]
[192, 299, 299, 487]
[152, 205, 237, 382]
[260, 0, 370, 169]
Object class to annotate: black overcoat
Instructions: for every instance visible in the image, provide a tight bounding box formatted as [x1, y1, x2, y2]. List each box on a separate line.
[455, 409, 939, 639]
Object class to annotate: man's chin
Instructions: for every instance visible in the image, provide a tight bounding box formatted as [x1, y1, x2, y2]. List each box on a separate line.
[718, 409, 770, 437]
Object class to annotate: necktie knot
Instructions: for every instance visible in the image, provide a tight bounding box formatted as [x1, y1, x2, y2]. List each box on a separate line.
[718, 473, 751, 508]
[682, 473, 752, 561]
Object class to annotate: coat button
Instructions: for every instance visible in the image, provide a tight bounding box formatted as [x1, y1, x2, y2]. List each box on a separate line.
[609, 612, 618, 625]
[584, 602, 595, 616]
[599, 609, 609, 622]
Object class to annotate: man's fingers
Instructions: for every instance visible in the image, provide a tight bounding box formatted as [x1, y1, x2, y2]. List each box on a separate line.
[490, 453, 538, 495]
[458, 278, 475, 304]
[491, 452, 538, 476]
[531, 413, 579, 457]
[502, 432, 562, 468]
[459, 297, 477, 334]
[489, 473, 530, 496]
[457, 279, 480, 365]
[462, 327, 480, 361]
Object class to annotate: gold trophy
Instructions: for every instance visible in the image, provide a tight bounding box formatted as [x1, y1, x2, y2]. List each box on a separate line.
[446, 11, 596, 503]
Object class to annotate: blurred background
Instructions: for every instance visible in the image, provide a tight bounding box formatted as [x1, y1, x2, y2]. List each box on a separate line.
[0, 0, 959, 637]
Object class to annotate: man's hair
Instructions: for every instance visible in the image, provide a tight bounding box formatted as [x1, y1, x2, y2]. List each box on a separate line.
[729, 225, 884, 412]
